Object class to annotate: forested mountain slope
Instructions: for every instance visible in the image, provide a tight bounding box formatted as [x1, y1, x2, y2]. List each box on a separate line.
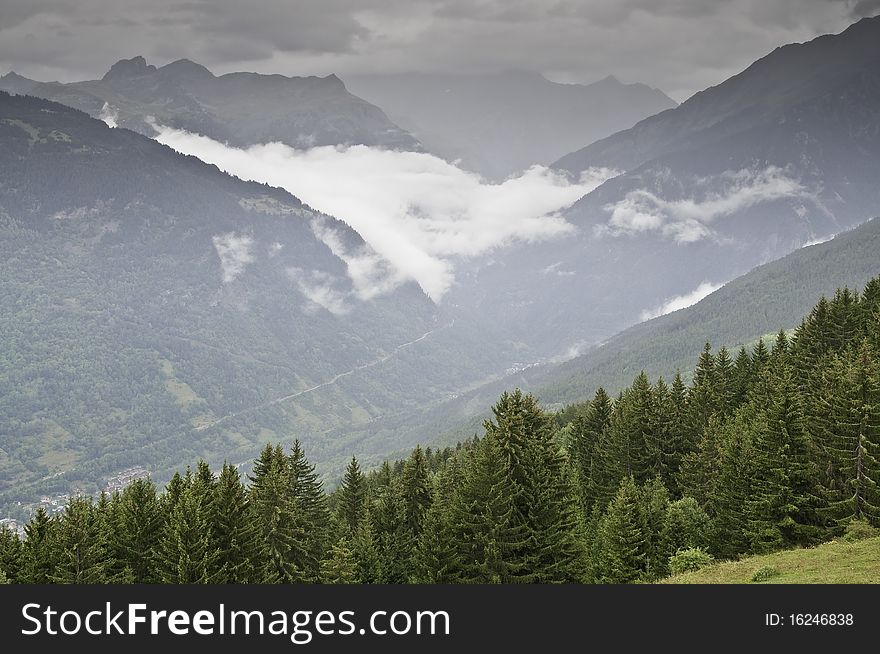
[2, 274, 878, 584]
[0, 92, 504, 510]
[345, 217, 880, 457]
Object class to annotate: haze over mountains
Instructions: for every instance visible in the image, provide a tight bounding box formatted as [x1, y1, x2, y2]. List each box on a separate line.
[0, 91, 513, 506]
[442, 15, 880, 360]
[0, 56, 418, 150]
[345, 71, 677, 180]
[2, 15, 880, 512]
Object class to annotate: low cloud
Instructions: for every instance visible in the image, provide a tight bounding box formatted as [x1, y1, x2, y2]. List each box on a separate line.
[802, 233, 834, 247]
[287, 267, 349, 315]
[155, 125, 610, 301]
[98, 102, 118, 128]
[640, 280, 723, 320]
[212, 232, 254, 282]
[309, 215, 409, 301]
[600, 166, 812, 243]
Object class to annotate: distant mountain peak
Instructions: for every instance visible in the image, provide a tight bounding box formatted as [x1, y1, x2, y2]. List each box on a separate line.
[102, 56, 157, 81]
[158, 58, 214, 80]
[322, 73, 345, 87]
[596, 74, 622, 85]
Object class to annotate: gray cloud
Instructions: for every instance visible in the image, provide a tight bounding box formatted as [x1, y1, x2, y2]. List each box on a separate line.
[0, 1, 875, 99]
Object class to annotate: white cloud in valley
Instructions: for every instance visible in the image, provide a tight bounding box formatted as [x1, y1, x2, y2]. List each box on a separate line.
[601, 166, 812, 243]
[640, 281, 723, 321]
[212, 232, 255, 282]
[287, 267, 350, 316]
[155, 125, 612, 301]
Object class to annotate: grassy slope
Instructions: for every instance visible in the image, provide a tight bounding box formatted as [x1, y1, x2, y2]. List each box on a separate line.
[662, 537, 880, 584]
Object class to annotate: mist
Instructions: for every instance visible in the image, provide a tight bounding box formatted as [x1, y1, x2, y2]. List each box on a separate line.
[600, 166, 813, 243]
[153, 125, 612, 301]
[640, 281, 724, 321]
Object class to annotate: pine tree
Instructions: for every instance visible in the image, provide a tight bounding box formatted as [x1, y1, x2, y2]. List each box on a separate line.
[155, 482, 220, 583]
[706, 410, 756, 559]
[212, 463, 260, 583]
[21, 508, 56, 583]
[51, 497, 114, 583]
[447, 432, 529, 582]
[594, 477, 646, 583]
[714, 346, 736, 418]
[164, 471, 187, 513]
[401, 446, 432, 542]
[639, 477, 670, 581]
[249, 444, 302, 583]
[110, 478, 163, 582]
[732, 347, 753, 408]
[0, 525, 23, 583]
[287, 441, 331, 582]
[411, 499, 460, 583]
[752, 338, 771, 376]
[320, 541, 358, 584]
[662, 497, 710, 554]
[746, 367, 821, 551]
[350, 507, 383, 583]
[677, 416, 724, 507]
[371, 475, 411, 583]
[828, 287, 860, 351]
[483, 390, 586, 582]
[813, 343, 880, 526]
[337, 456, 367, 537]
[568, 387, 612, 512]
[689, 343, 717, 434]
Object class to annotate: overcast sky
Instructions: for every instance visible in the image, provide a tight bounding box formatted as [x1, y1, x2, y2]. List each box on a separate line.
[1, 0, 878, 100]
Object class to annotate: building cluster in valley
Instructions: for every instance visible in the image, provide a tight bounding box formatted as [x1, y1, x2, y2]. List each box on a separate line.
[103, 466, 150, 494]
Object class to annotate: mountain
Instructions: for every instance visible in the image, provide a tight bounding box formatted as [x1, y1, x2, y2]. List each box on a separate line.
[0, 91, 505, 510]
[345, 70, 676, 180]
[341, 216, 880, 459]
[555, 16, 880, 174]
[441, 17, 880, 363]
[0, 56, 419, 150]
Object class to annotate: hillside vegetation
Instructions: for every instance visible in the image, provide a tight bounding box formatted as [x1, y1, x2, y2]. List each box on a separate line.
[2, 275, 878, 584]
[662, 536, 880, 584]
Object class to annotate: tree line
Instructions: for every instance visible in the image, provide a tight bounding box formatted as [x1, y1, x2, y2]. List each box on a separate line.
[1, 277, 879, 584]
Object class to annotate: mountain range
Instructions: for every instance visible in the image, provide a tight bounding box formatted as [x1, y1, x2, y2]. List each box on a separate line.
[443, 15, 880, 362]
[2, 16, 880, 508]
[0, 56, 418, 151]
[0, 91, 508, 508]
[345, 70, 676, 180]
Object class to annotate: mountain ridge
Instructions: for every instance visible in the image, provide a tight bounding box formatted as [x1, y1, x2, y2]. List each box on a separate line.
[344, 69, 676, 179]
[0, 57, 419, 151]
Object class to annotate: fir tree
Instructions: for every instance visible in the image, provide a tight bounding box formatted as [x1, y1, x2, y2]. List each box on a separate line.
[249, 444, 303, 583]
[746, 367, 821, 551]
[21, 508, 56, 584]
[813, 343, 880, 526]
[594, 477, 646, 583]
[287, 440, 331, 582]
[320, 541, 358, 584]
[51, 497, 114, 583]
[639, 477, 670, 581]
[0, 526, 23, 583]
[707, 411, 756, 559]
[337, 456, 367, 537]
[350, 507, 383, 583]
[110, 478, 163, 582]
[155, 482, 220, 584]
[212, 463, 259, 583]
